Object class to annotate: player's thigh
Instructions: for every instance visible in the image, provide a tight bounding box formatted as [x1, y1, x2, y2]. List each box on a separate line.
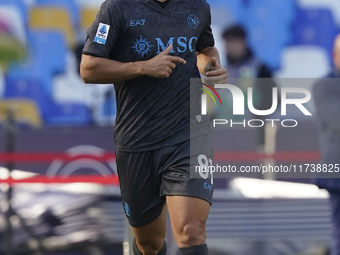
[132, 204, 168, 248]
[166, 196, 210, 247]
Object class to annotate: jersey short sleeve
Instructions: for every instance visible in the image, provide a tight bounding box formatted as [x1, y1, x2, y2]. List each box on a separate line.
[196, 4, 215, 53]
[82, 0, 120, 58]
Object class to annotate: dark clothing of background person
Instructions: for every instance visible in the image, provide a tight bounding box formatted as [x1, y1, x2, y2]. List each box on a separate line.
[314, 70, 340, 190]
[227, 47, 272, 79]
[222, 25, 279, 149]
[226, 47, 277, 114]
[313, 69, 340, 255]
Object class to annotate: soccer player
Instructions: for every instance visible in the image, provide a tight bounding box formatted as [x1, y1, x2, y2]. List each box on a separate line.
[80, 0, 227, 255]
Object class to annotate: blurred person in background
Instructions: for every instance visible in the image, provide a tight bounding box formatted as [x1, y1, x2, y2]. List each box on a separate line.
[222, 25, 272, 79]
[221, 24, 279, 150]
[314, 34, 340, 255]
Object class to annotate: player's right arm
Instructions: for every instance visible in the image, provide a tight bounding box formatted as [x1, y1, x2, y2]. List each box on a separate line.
[80, 1, 185, 84]
[80, 44, 186, 84]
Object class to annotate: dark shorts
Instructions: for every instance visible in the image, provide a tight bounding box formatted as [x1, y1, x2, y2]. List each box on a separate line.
[115, 134, 214, 228]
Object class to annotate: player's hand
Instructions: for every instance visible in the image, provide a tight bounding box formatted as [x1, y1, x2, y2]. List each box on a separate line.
[204, 57, 228, 84]
[143, 44, 186, 78]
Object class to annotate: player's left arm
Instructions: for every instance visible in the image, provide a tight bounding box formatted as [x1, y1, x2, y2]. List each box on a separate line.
[197, 46, 228, 84]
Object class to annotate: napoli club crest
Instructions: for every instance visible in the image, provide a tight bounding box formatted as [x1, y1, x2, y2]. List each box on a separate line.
[187, 15, 200, 29]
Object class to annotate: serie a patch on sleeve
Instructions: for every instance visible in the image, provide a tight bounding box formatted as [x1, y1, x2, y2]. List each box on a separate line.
[94, 23, 110, 45]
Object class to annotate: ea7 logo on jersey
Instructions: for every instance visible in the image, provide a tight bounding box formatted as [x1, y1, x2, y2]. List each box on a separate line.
[130, 19, 145, 27]
[94, 23, 110, 45]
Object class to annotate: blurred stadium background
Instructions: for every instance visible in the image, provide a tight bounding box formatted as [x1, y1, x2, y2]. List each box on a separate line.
[0, 0, 338, 254]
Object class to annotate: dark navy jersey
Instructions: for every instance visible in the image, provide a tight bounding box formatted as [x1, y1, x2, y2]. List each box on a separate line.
[83, 0, 214, 152]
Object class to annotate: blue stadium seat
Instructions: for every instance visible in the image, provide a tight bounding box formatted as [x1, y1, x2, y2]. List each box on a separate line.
[243, 23, 288, 69]
[248, 31, 284, 70]
[5, 50, 60, 97]
[0, 0, 27, 22]
[28, 30, 67, 75]
[242, 0, 297, 69]
[4, 75, 53, 120]
[292, 8, 338, 58]
[208, 0, 245, 24]
[5, 30, 67, 97]
[103, 99, 116, 118]
[244, 0, 296, 24]
[0, 67, 4, 98]
[46, 103, 92, 126]
[102, 89, 116, 123]
[244, 0, 296, 42]
[35, 0, 79, 27]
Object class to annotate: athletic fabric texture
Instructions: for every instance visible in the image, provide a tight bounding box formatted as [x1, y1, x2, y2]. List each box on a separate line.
[83, 0, 214, 152]
[116, 134, 214, 227]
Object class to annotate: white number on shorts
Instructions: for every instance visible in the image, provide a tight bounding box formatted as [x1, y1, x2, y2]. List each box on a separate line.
[197, 154, 213, 184]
